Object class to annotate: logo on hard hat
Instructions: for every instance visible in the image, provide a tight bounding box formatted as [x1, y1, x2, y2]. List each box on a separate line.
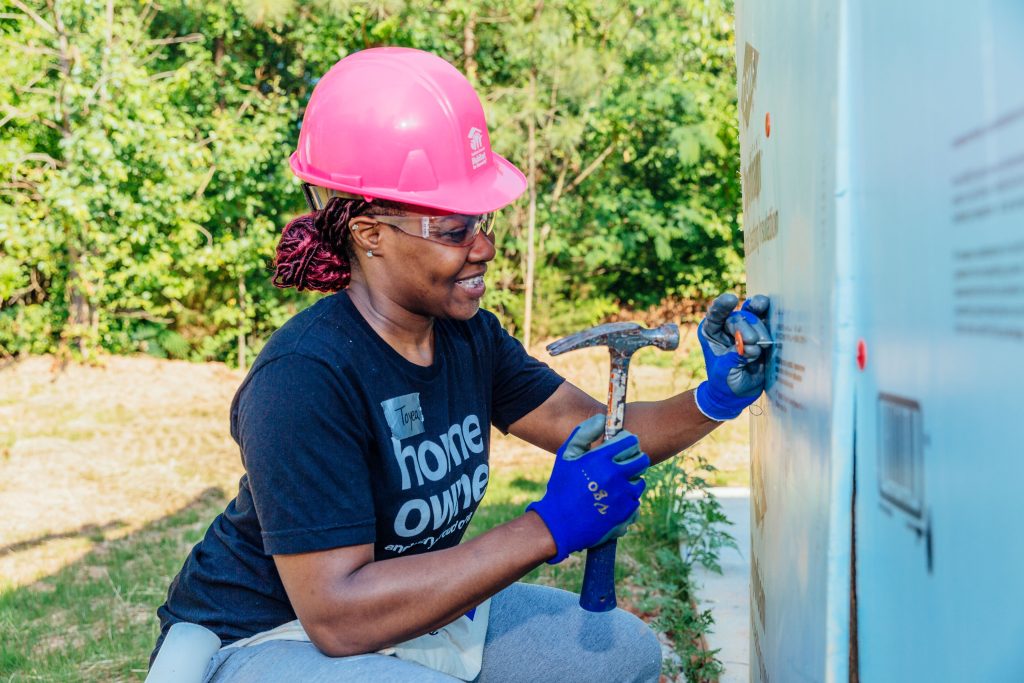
[467, 127, 487, 170]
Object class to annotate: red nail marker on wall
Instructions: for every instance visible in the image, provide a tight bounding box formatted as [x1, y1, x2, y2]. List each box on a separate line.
[856, 339, 867, 370]
[765, 112, 771, 138]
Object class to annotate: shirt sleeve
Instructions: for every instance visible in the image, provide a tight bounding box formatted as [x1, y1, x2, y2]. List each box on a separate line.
[233, 353, 376, 555]
[483, 312, 565, 433]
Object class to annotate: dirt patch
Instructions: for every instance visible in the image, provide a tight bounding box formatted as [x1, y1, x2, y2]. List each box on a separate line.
[0, 355, 245, 587]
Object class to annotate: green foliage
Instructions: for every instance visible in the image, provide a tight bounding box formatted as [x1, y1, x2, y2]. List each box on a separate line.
[1, 0, 742, 363]
[626, 454, 736, 681]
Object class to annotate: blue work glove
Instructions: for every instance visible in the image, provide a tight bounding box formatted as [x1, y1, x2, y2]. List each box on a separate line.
[695, 293, 773, 421]
[527, 414, 650, 564]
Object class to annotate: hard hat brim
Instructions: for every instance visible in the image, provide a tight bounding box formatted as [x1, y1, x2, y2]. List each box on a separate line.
[290, 152, 527, 216]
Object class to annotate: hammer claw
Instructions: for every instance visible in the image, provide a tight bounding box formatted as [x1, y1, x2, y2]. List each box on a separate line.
[546, 322, 641, 356]
[546, 319, 680, 612]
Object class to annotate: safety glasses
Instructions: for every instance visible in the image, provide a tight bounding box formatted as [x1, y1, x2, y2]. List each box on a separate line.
[368, 213, 494, 248]
[302, 183, 495, 248]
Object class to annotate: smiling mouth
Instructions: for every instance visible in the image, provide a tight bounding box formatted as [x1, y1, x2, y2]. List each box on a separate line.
[455, 275, 485, 290]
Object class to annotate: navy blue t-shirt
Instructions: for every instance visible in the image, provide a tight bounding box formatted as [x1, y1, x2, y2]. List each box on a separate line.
[154, 292, 563, 654]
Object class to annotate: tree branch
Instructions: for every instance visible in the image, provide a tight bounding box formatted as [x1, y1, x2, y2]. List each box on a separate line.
[235, 96, 253, 118]
[195, 224, 214, 246]
[0, 105, 61, 132]
[127, 0, 158, 55]
[139, 44, 173, 67]
[549, 157, 570, 205]
[546, 80, 559, 128]
[0, 180, 44, 198]
[194, 165, 216, 200]
[13, 71, 48, 94]
[139, 33, 204, 69]
[147, 33, 204, 46]
[5, 274, 43, 306]
[19, 86, 60, 98]
[565, 141, 617, 194]
[139, 0, 157, 31]
[20, 153, 63, 168]
[3, 40, 61, 58]
[475, 15, 515, 24]
[9, 0, 56, 34]
[44, 0, 73, 137]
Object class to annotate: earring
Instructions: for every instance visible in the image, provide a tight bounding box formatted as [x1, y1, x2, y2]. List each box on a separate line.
[366, 250, 374, 258]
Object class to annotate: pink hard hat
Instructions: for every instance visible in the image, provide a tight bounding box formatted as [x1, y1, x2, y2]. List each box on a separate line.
[290, 47, 527, 215]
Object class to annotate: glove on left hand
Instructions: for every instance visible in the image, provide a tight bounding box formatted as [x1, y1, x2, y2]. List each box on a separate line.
[527, 414, 650, 564]
[695, 293, 773, 421]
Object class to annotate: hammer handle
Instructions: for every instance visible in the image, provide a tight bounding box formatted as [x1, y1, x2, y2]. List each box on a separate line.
[579, 351, 632, 613]
[604, 355, 628, 440]
[579, 540, 618, 612]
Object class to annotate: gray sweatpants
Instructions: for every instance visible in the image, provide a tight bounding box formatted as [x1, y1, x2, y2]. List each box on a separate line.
[202, 582, 662, 682]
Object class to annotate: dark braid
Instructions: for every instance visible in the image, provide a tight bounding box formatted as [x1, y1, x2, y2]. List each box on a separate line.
[272, 197, 371, 292]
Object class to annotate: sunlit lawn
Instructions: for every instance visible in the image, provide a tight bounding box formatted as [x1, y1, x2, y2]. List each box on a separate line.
[0, 333, 747, 681]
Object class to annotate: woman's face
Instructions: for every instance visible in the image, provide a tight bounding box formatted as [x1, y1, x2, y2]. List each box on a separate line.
[359, 211, 497, 322]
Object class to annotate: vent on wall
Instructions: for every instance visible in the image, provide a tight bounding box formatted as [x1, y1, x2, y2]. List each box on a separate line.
[877, 393, 924, 518]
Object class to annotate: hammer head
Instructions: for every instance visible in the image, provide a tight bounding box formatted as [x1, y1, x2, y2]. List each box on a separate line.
[547, 321, 680, 357]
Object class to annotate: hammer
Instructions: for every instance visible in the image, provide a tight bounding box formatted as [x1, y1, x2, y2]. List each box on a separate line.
[547, 321, 680, 611]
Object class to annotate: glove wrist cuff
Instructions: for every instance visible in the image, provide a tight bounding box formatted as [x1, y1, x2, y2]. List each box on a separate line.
[525, 501, 569, 564]
[695, 381, 743, 421]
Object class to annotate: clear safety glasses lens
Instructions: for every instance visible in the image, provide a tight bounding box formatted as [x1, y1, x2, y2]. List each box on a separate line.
[369, 213, 494, 247]
[302, 185, 495, 248]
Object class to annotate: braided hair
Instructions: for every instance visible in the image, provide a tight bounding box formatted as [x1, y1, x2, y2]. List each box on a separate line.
[272, 195, 431, 292]
[272, 197, 372, 292]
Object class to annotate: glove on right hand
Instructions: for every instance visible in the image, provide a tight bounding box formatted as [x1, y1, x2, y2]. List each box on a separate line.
[695, 293, 772, 420]
[527, 414, 650, 564]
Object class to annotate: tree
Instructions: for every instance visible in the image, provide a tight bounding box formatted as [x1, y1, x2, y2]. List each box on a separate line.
[1, 0, 212, 359]
[1, 0, 743, 363]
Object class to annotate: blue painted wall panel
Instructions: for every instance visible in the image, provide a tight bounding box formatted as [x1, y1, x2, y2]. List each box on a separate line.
[849, 2, 1024, 681]
[734, 2, 853, 682]
[736, 1, 1024, 681]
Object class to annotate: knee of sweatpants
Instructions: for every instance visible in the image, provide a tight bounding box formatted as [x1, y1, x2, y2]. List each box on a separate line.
[577, 608, 662, 683]
[617, 611, 662, 682]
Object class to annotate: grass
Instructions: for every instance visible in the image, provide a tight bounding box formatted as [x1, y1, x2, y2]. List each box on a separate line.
[1, 488, 228, 680]
[0, 342, 748, 681]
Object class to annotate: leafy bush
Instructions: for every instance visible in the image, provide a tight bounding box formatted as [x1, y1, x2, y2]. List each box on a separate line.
[1, 0, 742, 364]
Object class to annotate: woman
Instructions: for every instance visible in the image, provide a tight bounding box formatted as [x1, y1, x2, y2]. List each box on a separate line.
[153, 47, 771, 682]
